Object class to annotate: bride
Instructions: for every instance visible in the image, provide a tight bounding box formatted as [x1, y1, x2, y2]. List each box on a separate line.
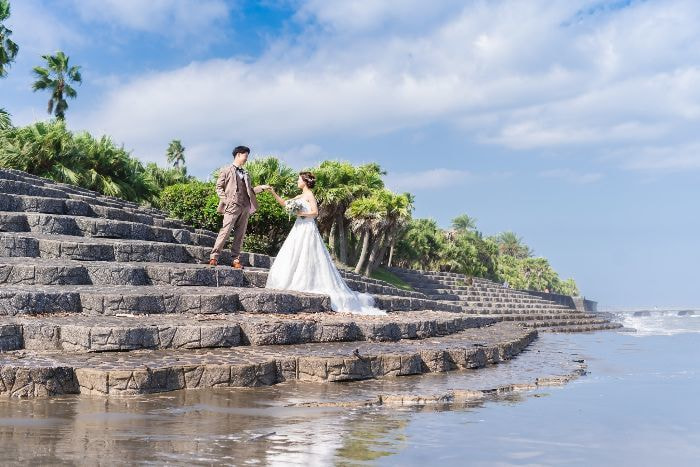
[264, 172, 385, 315]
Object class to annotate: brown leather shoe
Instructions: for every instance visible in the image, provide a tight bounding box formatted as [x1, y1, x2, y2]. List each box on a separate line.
[208, 259, 218, 266]
[232, 258, 244, 269]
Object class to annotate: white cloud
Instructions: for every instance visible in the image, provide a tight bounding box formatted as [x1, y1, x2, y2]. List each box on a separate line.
[540, 168, 603, 184]
[69, 0, 230, 42]
[616, 143, 700, 171]
[385, 168, 471, 192]
[267, 143, 325, 170]
[7, 0, 85, 54]
[68, 0, 700, 175]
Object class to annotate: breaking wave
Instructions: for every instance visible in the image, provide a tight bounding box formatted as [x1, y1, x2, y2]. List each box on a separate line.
[612, 309, 700, 336]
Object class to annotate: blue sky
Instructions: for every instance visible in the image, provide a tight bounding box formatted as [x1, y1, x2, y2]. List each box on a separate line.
[1, 0, 699, 307]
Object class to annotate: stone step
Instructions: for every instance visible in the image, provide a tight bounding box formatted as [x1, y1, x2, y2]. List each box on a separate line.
[0, 212, 214, 247]
[0, 258, 269, 287]
[0, 193, 153, 226]
[0, 232, 245, 265]
[402, 288, 574, 311]
[0, 285, 331, 316]
[456, 292, 564, 301]
[541, 322, 623, 333]
[423, 293, 462, 301]
[0, 258, 445, 311]
[412, 284, 541, 297]
[0, 168, 141, 208]
[0, 311, 498, 352]
[0, 322, 537, 397]
[406, 282, 564, 299]
[344, 278, 425, 298]
[336, 264, 418, 298]
[0, 178, 143, 212]
[459, 300, 571, 309]
[0, 194, 219, 240]
[0, 175, 195, 231]
[461, 301, 571, 310]
[372, 295, 462, 313]
[464, 307, 580, 315]
[494, 313, 597, 321]
[518, 318, 610, 328]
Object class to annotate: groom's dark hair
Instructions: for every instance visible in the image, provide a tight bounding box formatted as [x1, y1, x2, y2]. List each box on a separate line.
[232, 146, 250, 157]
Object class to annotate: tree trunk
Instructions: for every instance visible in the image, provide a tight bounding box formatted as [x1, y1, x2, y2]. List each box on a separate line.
[354, 230, 371, 274]
[337, 211, 348, 264]
[387, 236, 396, 268]
[328, 219, 337, 257]
[370, 239, 390, 274]
[364, 232, 386, 276]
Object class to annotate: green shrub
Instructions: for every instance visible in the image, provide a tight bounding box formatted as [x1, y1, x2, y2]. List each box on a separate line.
[160, 181, 221, 231]
[159, 182, 295, 255]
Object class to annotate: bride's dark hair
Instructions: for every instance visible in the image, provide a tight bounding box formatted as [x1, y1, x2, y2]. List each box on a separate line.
[299, 171, 316, 188]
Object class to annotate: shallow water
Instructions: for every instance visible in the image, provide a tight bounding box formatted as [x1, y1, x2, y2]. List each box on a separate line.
[1, 313, 699, 466]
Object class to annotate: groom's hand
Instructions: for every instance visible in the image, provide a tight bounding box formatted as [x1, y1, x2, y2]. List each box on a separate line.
[253, 184, 270, 194]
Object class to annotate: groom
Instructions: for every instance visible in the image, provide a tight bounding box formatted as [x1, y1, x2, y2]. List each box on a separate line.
[209, 146, 268, 268]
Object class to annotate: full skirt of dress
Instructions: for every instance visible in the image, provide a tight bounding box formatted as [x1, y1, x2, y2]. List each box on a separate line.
[265, 217, 385, 315]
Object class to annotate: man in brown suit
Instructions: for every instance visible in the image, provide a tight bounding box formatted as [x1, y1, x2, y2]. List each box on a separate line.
[209, 146, 269, 268]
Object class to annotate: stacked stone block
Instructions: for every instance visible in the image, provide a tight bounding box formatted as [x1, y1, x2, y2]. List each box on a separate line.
[389, 268, 621, 332]
[0, 168, 534, 398]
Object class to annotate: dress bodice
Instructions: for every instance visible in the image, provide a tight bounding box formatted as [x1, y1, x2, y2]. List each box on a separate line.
[293, 198, 316, 222]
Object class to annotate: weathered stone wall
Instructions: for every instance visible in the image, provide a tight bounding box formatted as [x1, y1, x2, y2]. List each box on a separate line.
[524, 291, 597, 312]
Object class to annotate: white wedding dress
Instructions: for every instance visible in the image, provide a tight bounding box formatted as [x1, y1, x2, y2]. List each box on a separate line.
[265, 198, 385, 315]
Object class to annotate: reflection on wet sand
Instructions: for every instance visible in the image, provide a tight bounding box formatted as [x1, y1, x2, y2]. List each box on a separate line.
[0, 334, 586, 465]
[0, 390, 404, 465]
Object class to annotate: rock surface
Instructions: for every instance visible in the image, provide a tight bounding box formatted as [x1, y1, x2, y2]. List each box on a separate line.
[0, 168, 614, 398]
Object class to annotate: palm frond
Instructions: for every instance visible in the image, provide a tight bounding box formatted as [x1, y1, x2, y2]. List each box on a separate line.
[0, 107, 11, 131]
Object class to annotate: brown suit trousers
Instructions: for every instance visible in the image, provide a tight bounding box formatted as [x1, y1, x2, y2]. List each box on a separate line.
[210, 202, 249, 260]
[210, 166, 255, 260]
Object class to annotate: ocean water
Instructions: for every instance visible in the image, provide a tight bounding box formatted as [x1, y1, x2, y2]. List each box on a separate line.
[0, 312, 698, 466]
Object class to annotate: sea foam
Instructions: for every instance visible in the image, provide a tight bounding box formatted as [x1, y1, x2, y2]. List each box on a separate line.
[614, 310, 700, 336]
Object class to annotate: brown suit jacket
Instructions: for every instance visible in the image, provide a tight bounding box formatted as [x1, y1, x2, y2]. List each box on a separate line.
[216, 164, 258, 215]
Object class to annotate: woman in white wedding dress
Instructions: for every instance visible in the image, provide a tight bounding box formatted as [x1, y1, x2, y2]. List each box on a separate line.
[264, 172, 385, 315]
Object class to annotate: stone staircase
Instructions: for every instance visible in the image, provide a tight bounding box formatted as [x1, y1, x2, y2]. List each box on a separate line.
[389, 269, 621, 333]
[0, 168, 535, 398]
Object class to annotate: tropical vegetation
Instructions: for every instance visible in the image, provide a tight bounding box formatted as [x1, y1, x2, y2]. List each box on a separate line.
[32, 51, 82, 120]
[0, 107, 10, 131]
[0, 116, 580, 294]
[0, 0, 18, 78]
[0, 120, 158, 201]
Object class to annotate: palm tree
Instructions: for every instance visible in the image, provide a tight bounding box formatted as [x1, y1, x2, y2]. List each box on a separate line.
[0, 107, 10, 131]
[245, 156, 297, 196]
[493, 231, 533, 259]
[32, 51, 82, 120]
[313, 161, 384, 263]
[313, 161, 357, 258]
[0, 0, 18, 78]
[0, 120, 157, 203]
[74, 132, 156, 201]
[0, 120, 82, 184]
[166, 140, 186, 169]
[393, 218, 447, 270]
[452, 214, 478, 233]
[144, 162, 190, 193]
[376, 192, 413, 271]
[347, 194, 386, 274]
